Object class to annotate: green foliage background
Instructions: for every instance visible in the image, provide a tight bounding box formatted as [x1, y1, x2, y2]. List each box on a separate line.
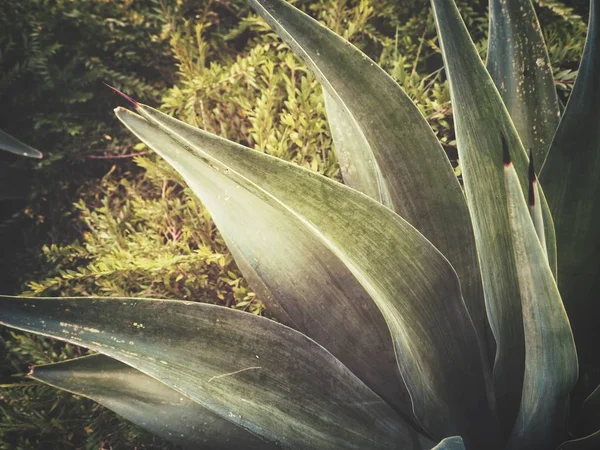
[0, 0, 589, 448]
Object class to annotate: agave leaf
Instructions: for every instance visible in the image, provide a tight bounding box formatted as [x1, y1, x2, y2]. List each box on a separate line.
[487, 0, 561, 167]
[573, 384, 600, 438]
[0, 129, 42, 159]
[431, 437, 466, 449]
[0, 296, 431, 450]
[539, 0, 600, 393]
[558, 431, 600, 450]
[244, 0, 488, 360]
[29, 354, 273, 449]
[430, 0, 559, 432]
[503, 148, 578, 449]
[115, 105, 499, 446]
[321, 90, 385, 202]
[527, 153, 547, 254]
[100, 92, 417, 425]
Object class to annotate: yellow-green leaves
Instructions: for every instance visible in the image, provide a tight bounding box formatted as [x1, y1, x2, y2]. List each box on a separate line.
[0, 296, 428, 450]
[0, 129, 42, 159]
[30, 354, 273, 449]
[487, 0, 560, 167]
[116, 104, 498, 447]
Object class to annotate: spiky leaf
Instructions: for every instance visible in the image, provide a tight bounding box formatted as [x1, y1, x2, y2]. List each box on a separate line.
[430, 0, 558, 432]
[487, 0, 560, 166]
[504, 150, 577, 449]
[539, 0, 600, 392]
[0, 296, 429, 450]
[30, 354, 272, 449]
[115, 104, 498, 446]
[245, 0, 488, 360]
[0, 129, 42, 159]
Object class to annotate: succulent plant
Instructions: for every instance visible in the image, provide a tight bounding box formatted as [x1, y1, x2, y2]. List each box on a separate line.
[1, 0, 599, 448]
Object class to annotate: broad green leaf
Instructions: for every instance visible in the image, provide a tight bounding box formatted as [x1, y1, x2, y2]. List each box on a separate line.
[101, 88, 418, 426]
[487, 0, 560, 167]
[504, 150, 578, 449]
[116, 105, 499, 446]
[0, 296, 431, 450]
[539, 0, 600, 392]
[430, 0, 558, 433]
[245, 0, 488, 364]
[528, 154, 547, 255]
[431, 437, 465, 449]
[0, 129, 42, 159]
[558, 431, 600, 450]
[30, 354, 273, 449]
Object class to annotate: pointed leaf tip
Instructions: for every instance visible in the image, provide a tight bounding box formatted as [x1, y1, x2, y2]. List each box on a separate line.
[103, 82, 138, 108]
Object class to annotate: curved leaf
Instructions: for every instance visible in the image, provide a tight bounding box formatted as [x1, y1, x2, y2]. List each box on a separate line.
[104, 85, 416, 426]
[527, 154, 547, 254]
[558, 430, 600, 450]
[115, 105, 499, 446]
[0, 129, 42, 159]
[539, 0, 600, 393]
[0, 296, 430, 450]
[504, 150, 577, 449]
[487, 0, 560, 167]
[572, 384, 600, 437]
[30, 354, 273, 449]
[431, 0, 559, 433]
[245, 0, 488, 364]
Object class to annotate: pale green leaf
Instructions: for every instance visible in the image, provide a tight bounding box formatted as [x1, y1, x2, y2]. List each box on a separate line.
[504, 150, 577, 449]
[431, 436, 465, 449]
[0, 296, 430, 450]
[431, 0, 558, 432]
[487, 0, 560, 167]
[0, 129, 42, 159]
[528, 154, 547, 255]
[245, 0, 488, 367]
[30, 354, 273, 449]
[115, 105, 499, 446]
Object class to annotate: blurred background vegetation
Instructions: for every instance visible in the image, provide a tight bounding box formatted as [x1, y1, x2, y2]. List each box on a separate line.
[0, 0, 591, 448]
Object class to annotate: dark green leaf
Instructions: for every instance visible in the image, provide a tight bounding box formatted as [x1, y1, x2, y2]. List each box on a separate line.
[30, 354, 273, 449]
[558, 430, 600, 450]
[487, 0, 560, 167]
[0, 296, 430, 449]
[539, 0, 600, 393]
[116, 105, 498, 447]
[504, 154, 577, 450]
[245, 0, 488, 368]
[431, 0, 558, 434]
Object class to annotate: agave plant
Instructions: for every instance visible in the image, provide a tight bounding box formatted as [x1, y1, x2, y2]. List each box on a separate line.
[1, 0, 599, 448]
